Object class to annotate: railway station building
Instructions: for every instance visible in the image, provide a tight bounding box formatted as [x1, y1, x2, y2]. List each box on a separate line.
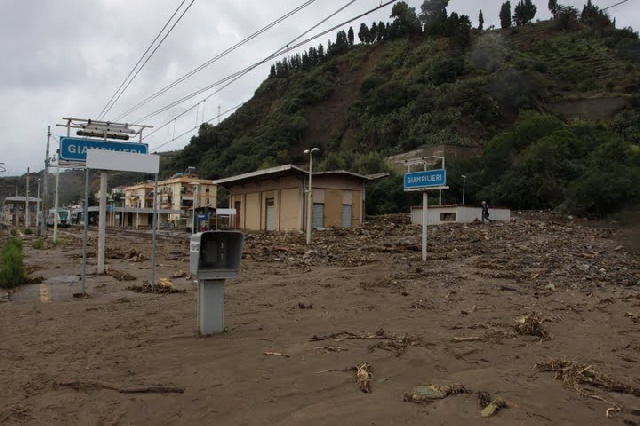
[214, 165, 372, 232]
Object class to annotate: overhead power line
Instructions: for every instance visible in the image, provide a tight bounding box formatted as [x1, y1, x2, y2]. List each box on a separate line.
[602, 0, 632, 11]
[97, 0, 197, 120]
[113, 0, 320, 122]
[151, 103, 244, 152]
[139, 0, 384, 132]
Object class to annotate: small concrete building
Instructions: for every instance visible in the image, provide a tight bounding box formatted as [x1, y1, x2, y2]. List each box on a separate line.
[410, 204, 511, 226]
[2, 196, 42, 228]
[215, 165, 371, 232]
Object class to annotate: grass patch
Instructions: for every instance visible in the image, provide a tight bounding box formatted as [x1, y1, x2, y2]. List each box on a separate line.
[0, 236, 26, 289]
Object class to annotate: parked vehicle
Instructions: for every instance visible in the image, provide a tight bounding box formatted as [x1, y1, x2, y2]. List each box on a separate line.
[46, 208, 72, 228]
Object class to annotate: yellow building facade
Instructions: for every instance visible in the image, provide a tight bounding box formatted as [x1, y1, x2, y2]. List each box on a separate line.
[216, 165, 369, 232]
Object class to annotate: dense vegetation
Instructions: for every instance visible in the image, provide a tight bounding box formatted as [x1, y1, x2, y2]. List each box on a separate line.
[164, 0, 639, 218]
[3, 1, 638, 218]
[0, 236, 26, 289]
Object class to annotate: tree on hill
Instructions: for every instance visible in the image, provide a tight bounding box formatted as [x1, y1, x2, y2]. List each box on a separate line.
[548, 0, 558, 17]
[513, 0, 536, 26]
[446, 13, 473, 53]
[555, 5, 579, 30]
[348, 27, 355, 46]
[358, 23, 370, 43]
[390, 1, 422, 37]
[581, 0, 611, 28]
[500, 1, 512, 29]
[420, 0, 449, 35]
[478, 9, 484, 30]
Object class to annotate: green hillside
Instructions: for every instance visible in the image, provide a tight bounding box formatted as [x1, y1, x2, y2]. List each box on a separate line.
[167, 1, 639, 217]
[4, 2, 637, 218]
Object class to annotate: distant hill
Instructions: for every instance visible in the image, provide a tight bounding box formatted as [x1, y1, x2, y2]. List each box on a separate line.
[0, 151, 180, 209]
[166, 5, 639, 217]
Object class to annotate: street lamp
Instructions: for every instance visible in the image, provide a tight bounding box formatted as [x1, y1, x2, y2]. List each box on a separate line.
[190, 182, 200, 234]
[130, 195, 140, 229]
[461, 175, 466, 206]
[303, 148, 320, 244]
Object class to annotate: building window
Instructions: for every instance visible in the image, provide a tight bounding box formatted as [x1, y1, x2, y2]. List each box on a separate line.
[440, 212, 456, 222]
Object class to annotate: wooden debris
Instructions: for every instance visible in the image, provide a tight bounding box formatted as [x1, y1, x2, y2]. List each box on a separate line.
[514, 312, 550, 340]
[172, 269, 187, 278]
[314, 346, 348, 352]
[263, 352, 289, 357]
[368, 334, 421, 356]
[451, 336, 482, 342]
[606, 405, 621, 418]
[625, 312, 640, 323]
[356, 363, 373, 393]
[58, 379, 184, 394]
[106, 268, 137, 282]
[535, 359, 640, 399]
[311, 330, 413, 342]
[127, 278, 186, 294]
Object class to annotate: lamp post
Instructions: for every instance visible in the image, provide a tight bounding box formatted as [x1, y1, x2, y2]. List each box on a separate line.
[190, 182, 200, 234]
[136, 195, 140, 229]
[303, 148, 319, 244]
[461, 174, 466, 206]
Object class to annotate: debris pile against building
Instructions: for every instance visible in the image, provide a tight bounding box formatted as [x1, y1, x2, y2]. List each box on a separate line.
[239, 213, 639, 289]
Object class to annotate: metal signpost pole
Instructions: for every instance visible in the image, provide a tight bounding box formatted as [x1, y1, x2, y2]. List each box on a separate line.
[41, 126, 50, 238]
[25, 168, 30, 229]
[151, 175, 159, 293]
[422, 191, 428, 262]
[81, 168, 89, 295]
[97, 171, 107, 274]
[53, 160, 60, 241]
[402, 156, 447, 263]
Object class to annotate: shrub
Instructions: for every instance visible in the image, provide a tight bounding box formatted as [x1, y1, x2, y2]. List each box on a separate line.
[32, 238, 43, 250]
[23, 227, 33, 235]
[0, 237, 26, 289]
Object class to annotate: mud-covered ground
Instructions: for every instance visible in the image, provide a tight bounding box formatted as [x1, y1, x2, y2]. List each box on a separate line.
[1, 212, 639, 425]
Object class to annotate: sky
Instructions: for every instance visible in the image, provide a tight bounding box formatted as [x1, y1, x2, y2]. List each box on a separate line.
[0, 0, 638, 177]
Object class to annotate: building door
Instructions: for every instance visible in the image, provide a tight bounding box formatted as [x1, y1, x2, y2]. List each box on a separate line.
[312, 203, 324, 229]
[234, 201, 241, 229]
[342, 204, 352, 228]
[265, 198, 275, 231]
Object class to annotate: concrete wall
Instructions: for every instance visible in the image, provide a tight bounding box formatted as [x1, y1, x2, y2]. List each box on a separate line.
[411, 205, 511, 225]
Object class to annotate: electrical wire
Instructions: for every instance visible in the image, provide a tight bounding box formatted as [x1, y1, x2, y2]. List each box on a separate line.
[113, 0, 320, 122]
[602, 0, 632, 11]
[138, 0, 390, 131]
[98, 0, 197, 121]
[96, 0, 189, 120]
[150, 102, 243, 152]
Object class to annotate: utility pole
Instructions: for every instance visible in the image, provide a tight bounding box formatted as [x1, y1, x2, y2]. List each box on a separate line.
[41, 126, 50, 238]
[25, 167, 30, 228]
[36, 179, 41, 232]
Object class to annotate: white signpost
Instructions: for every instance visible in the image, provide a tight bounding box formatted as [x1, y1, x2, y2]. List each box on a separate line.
[403, 158, 448, 262]
[86, 149, 160, 292]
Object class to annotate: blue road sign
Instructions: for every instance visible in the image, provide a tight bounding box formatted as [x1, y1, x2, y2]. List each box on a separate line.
[404, 169, 447, 190]
[59, 137, 148, 162]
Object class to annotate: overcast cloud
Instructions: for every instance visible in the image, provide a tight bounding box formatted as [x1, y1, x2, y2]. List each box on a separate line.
[0, 0, 637, 176]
